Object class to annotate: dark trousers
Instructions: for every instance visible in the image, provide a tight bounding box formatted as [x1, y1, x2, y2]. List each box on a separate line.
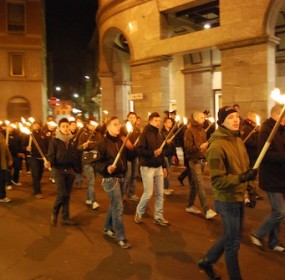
[52, 168, 75, 221]
[30, 157, 44, 195]
[0, 169, 7, 199]
[6, 156, 22, 184]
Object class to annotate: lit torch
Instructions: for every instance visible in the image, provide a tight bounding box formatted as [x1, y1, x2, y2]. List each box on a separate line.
[159, 115, 180, 149]
[253, 88, 285, 169]
[205, 117, 215, 132]
[169, 117, 187, 142]
[243, 115, 260, 143]
[113, 121, 133, 166]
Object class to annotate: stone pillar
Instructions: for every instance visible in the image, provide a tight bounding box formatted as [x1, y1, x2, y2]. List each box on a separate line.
[129, 56, 172, 124]
[219, 36, 279, 119]
[98, 72, 116, 118]
[182, 67, 214, 115]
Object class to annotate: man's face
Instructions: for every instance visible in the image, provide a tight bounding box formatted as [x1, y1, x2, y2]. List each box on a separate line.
[128, 114, 137, 125]
[194, 113, 205, 125]
[59, 122, 70, 135]
[222, 112, 240, 131]
[149, 117, 161, 129]
[107, 119, 121, 136]
[164, 119, 173, 129]
[69, 122, 77, 132]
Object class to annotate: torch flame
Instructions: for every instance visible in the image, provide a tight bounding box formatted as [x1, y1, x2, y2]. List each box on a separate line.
[47, 121, 57, 128]
[126, 121, 133, 133]
[183, 117, 187, 125]
[271, 88, 285, 105]
[208, 117, 215, 123]
[175, 115, 180, 122]
[77, 122, 84, 128]
[90, 121, 98, 127]
[256, 115, 261, 126]
[28, 117, 35, 123]
[20, 126, 31, 135]
[5, 120, 10, 126]
[21, 117, 26, 124]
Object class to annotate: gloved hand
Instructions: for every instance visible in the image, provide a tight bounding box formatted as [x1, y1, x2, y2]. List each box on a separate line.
[239, 169, 258, 183]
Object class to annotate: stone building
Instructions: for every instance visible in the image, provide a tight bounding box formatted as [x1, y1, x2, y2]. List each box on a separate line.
[96, 0, 285, 123]
[0, 0, 47, 121]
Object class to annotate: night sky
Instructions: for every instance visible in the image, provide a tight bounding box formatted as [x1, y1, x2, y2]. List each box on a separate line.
[45, 0, 98, 92]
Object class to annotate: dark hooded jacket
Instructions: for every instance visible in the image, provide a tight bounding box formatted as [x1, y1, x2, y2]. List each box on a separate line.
[258, 118, 285, 193]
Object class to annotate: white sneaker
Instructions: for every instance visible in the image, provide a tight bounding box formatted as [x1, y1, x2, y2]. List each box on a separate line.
[92, 201, 100, 210]
[185, 206, 202, 214]
[129, 194, 139, 201]
[250, 234, 263, 247]
[164, 190, 173, 195]
[205, 209, 217, 219]
[270, 244, 285, 253]
[0, 197, 12, 203]
[6, 185, 13, 191]
[85, 200, 92, 205]
[11, 180, 22, 186]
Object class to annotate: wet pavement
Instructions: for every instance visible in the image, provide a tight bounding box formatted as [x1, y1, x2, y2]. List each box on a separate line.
[0, 164, 284, 280]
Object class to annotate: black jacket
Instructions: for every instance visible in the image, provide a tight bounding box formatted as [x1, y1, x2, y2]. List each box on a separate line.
[258, 118, 285, 193]
[93, 131, 128, 178]
[47, 138, 79, 170]
[136, 124, 166, 168]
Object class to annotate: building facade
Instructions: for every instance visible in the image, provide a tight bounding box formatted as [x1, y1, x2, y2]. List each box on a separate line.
[0, 0, 47, 122]
[96, 0, 285, 123]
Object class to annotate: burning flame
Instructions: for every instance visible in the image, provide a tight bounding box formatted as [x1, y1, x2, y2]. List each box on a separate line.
[183, 117, 187, 125]
[126, 121, 133, 133]
[77, 122, 84, 128]
[175, 115, 180, 122]
[271, 88, 285, 105]
[90, 121, 98, 127]
[47, 121, 57, 127]
[208, 117, 215, 123]
[255, 115, 261, 126]
[28, 117, 35, 123]
[20, 126, 31, 135]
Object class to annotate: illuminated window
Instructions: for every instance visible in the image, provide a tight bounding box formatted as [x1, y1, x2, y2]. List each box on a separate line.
[7, 2, 26, 32]
[9, 53, 25, 76]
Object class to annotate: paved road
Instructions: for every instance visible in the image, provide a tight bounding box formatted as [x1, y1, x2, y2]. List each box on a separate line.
[0, 165, 284, 280]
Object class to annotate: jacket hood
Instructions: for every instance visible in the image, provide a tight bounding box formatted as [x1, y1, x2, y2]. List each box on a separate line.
[209, 125, 240, 145]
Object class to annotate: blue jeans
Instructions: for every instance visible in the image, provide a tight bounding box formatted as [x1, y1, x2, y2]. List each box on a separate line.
[254, 192, 285, 248]
[83, 164, 96, 201]
[188, 160, 208, 212]
[122, 158, 138, 197]
[136, 166, 164, 220]
[103, 177, 126, 242]
[205, 200, 244, 280]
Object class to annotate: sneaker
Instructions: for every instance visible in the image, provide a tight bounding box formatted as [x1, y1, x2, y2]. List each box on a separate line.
[35, 194, 44, 199]
[92, 201, 100, 210]
[250, 234, 263, 247]
[186, 205, 202, 214]
[153, 218, 169, 226]
[205, 209, 217, 219]
[164, 189, 173, 195]
[11, 180, 22, 186]
[103, 229, 116, 239]
[129, 194, 139, 201]
[6, 185, 13, 191]
[270, 244, 285, 253]
[118, 239, 131, 249]
[85, 200, 92, 205]
[198, 258, 221, 280]
[0, 197, 12, 203]
[134, 212, 143, 224]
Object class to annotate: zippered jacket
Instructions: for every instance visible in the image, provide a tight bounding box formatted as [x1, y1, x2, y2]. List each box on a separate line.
[206, 126, 249, 202]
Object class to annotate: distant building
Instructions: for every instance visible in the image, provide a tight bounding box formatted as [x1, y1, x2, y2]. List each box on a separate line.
[96, 0, 285, 123]
[0, 0, 48, 121]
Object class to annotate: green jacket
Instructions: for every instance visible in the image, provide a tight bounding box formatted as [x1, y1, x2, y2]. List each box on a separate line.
[206, 126, 249, 202]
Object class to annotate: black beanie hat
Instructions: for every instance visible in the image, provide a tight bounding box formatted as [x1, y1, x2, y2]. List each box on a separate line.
[217, 106, 238, 125]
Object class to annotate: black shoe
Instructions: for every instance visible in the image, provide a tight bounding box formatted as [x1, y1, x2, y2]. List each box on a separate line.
[177, 176, 184, 186]
[198, 258, 221, 280]
[50, 213, 58, 226]
[61, 219, 78, 226]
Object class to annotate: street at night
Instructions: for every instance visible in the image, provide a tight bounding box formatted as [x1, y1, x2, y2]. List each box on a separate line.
[0, 164, 284, 280]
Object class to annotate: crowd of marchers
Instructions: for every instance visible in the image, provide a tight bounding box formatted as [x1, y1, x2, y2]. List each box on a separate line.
[0, 103, 284, 279]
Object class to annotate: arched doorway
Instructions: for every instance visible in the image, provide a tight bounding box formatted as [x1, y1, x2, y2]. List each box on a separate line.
[101, 29, 131, 120]
[7, 96, 31, 121]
